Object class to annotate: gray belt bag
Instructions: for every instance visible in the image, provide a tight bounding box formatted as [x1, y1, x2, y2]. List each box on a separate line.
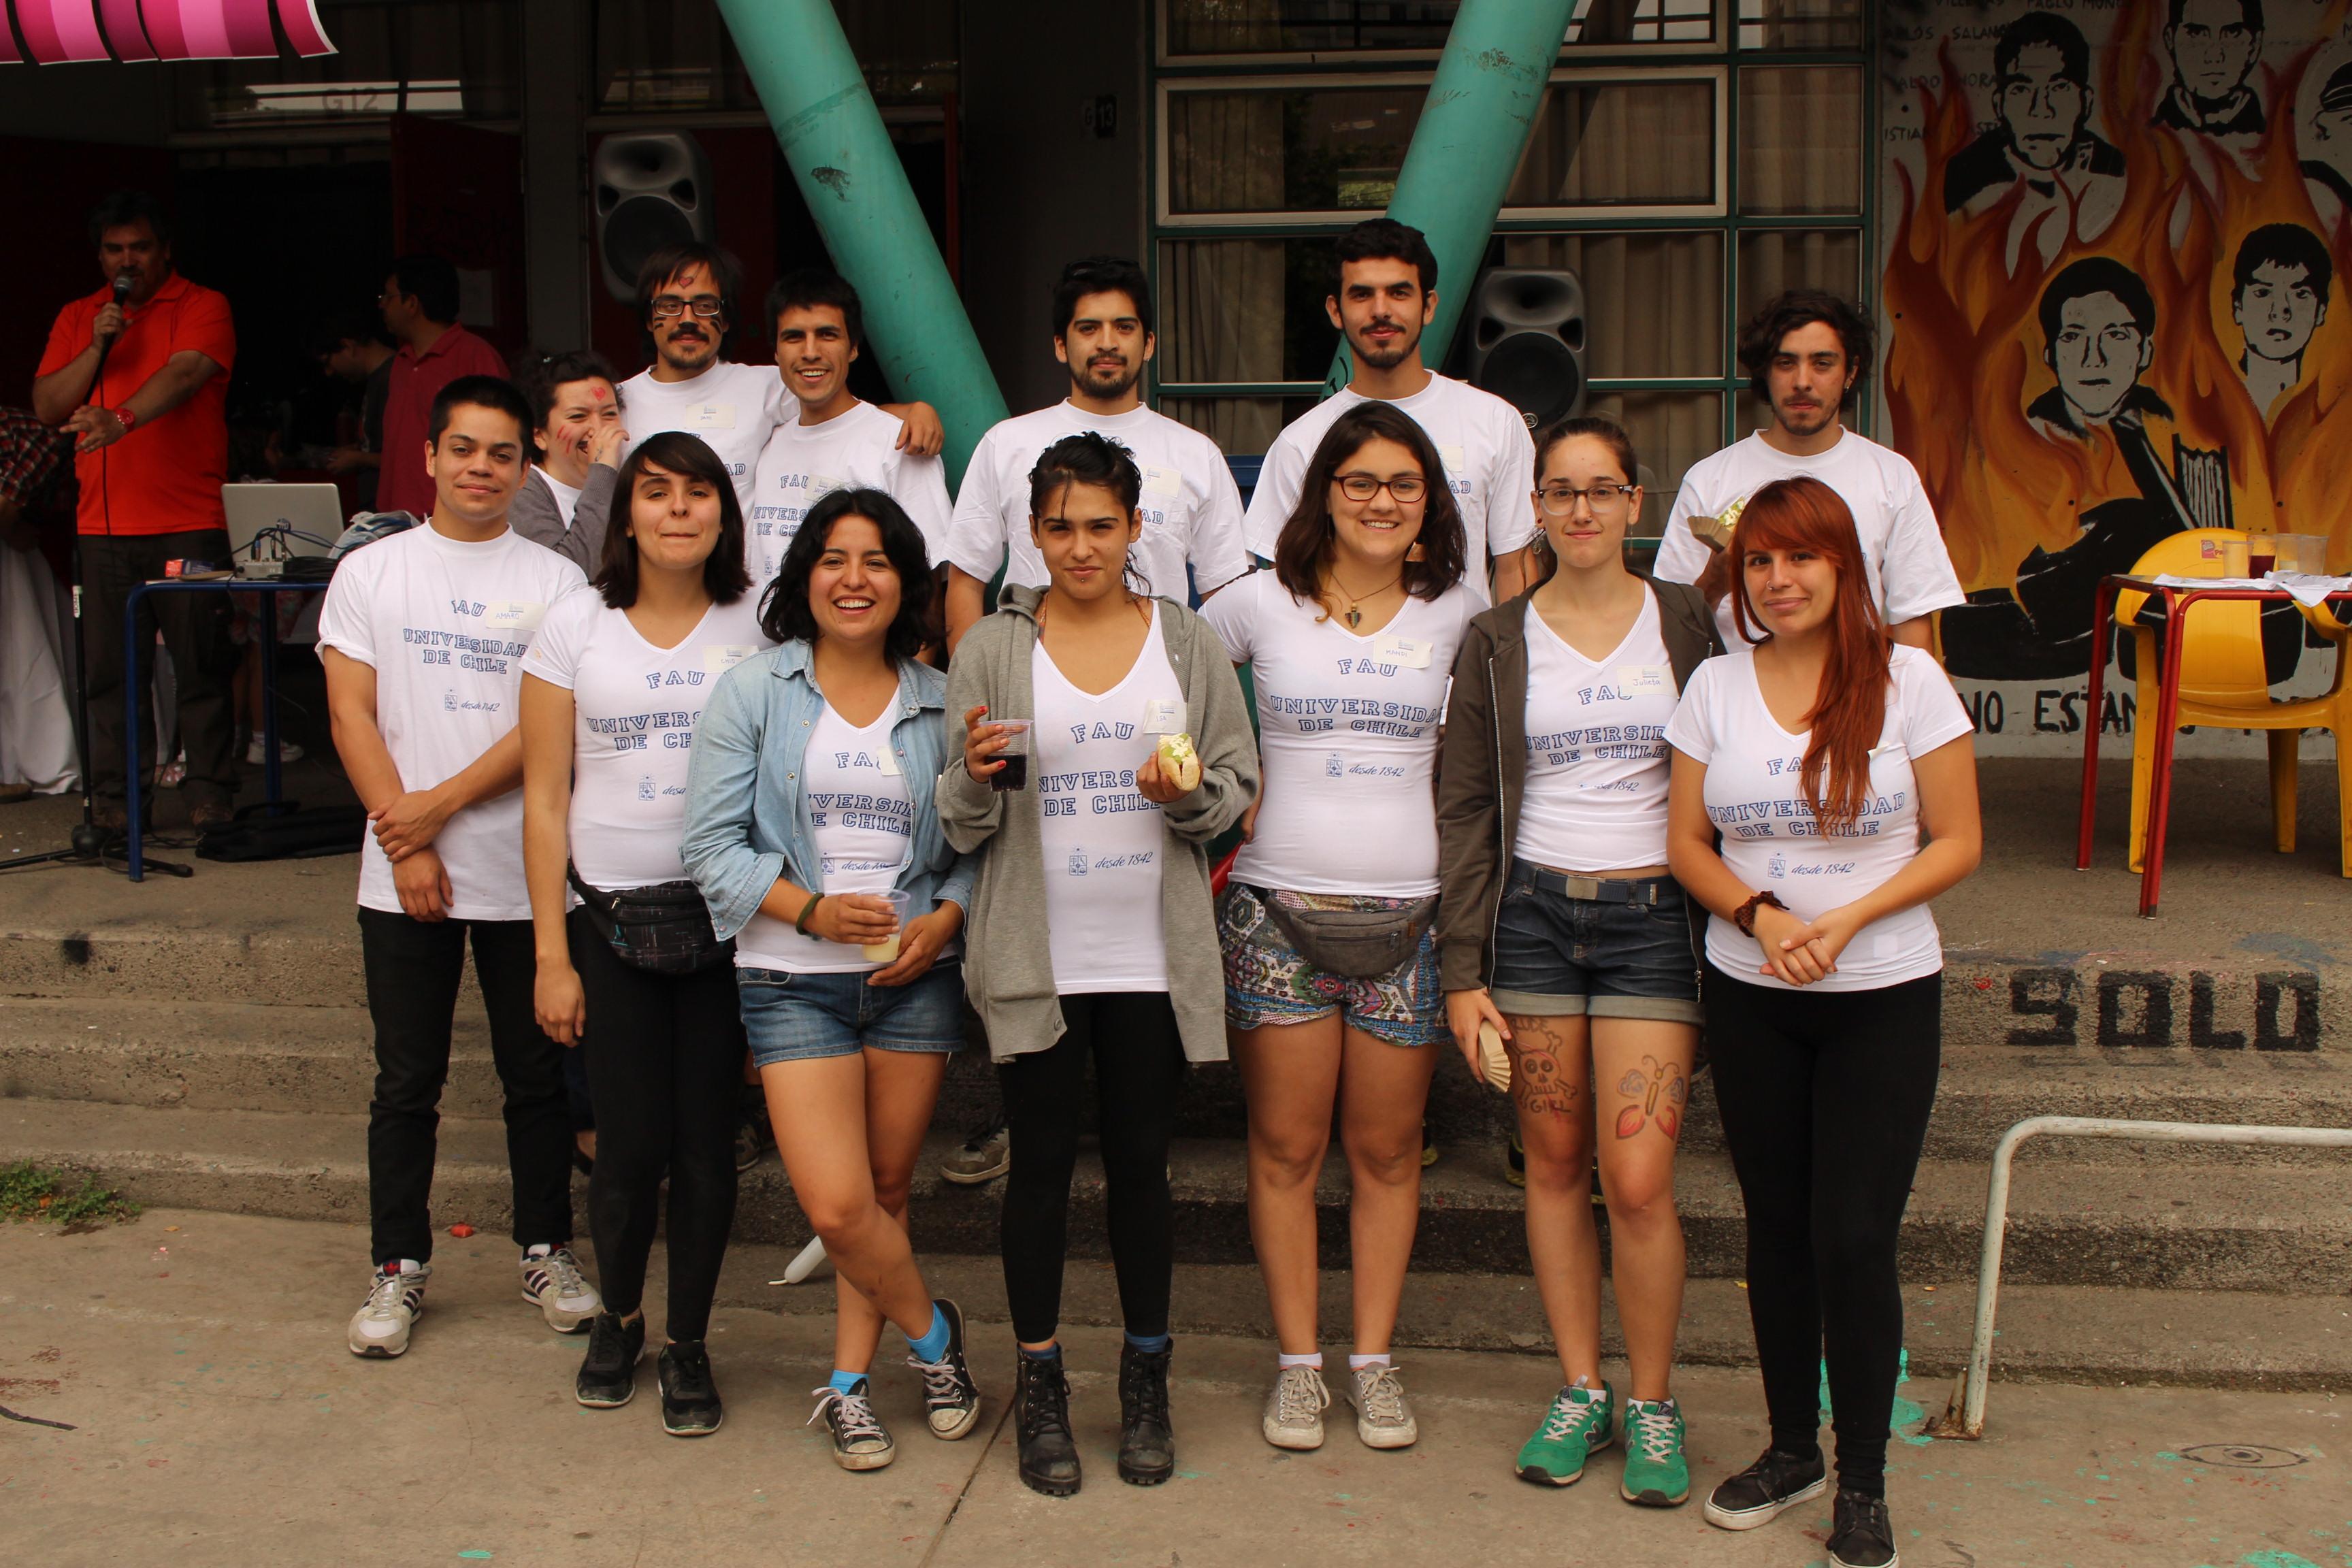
[1260, 886, 1437, 980]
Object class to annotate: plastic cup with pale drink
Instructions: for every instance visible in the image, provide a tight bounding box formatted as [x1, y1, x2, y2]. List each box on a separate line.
[862, 889, 913, 964]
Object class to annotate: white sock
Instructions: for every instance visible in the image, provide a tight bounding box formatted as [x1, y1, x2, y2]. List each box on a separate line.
[1348, 1353, 1391, 1372]
[1278, 1352, 1323, 1370]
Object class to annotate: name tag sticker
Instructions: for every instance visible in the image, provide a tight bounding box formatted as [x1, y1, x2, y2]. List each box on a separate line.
[487, 600, 546, 633]
[704, 644, 758, 674]
[1141, 698, 1185, 734]
[1141, 464, 1182, 499]
[1373, 633, 1433, 669]
[1613, 664, 1669, 693]
[808, 472, 843, 497]
[687, 402, 736, 431]
[876, 749, 902, 776]
[1439, 444, 1467, 474]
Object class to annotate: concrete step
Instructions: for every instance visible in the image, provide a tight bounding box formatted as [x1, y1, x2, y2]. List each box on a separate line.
[6, 1095, 2345, 1293]
[10, 996, 2349, 1167]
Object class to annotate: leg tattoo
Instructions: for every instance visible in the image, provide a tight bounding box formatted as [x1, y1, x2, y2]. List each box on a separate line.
[1614, 1055, 1686, 1141]
[1509, 1018, 1582, 1120]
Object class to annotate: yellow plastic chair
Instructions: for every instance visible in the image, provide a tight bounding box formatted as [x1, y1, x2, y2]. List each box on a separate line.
[2117, 528, 2352, 875]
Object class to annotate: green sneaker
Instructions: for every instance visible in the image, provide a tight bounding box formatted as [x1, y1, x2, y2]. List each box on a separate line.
[1619, 1396, 1690, 1506]
[1516, 1380, 1614, 1486]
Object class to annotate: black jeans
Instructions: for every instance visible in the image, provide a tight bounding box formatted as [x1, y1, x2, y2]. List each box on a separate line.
[1703, 962, 1941, 1499]
[570, 908, 744, 1342]
[1000, 992, 1188, 1345]
[80, 528, 238, 808]
[360, 909, 573, 1267]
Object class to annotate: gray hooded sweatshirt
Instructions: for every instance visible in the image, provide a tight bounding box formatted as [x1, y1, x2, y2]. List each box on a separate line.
[938, 584, 1260, 1064]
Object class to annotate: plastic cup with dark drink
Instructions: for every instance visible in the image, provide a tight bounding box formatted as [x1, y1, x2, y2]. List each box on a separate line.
[2250, 534, 2277, 578]
[990, 720, 1034, 792]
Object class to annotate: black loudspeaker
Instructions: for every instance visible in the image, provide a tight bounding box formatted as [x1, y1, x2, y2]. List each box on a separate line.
[1458, 267, 1587, 427]
[592, 133, 715, 304]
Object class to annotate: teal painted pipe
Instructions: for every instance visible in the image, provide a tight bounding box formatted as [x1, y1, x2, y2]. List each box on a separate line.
[713, 0, 1007, 485]
[1325, 0, 1582, 395]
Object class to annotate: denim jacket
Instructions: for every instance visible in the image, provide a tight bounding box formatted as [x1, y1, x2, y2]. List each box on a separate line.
[682, 639, 975, 943]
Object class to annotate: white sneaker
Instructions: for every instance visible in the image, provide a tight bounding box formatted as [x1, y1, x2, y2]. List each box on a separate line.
[1262, 1364, 1330, 1450]
[1346, 1362, 1419, 1449]
[245, 734, 304, 766]
[348, 1261, 429, 1357]
[520, 1245, 600, 1332]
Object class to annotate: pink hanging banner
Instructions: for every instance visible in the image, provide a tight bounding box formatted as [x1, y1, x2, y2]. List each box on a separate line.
[220, 0, 274, 54]
[99, 0, 156, 59]
[0, 16, 18, 61]
[16, 0, 113, 62]
[274, 0, 332, 56]
[135, 0, 190, 55]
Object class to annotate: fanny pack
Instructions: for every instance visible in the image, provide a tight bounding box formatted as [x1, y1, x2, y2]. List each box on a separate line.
[568, 867, 734, 976]
[1260, 887, 1437, 979]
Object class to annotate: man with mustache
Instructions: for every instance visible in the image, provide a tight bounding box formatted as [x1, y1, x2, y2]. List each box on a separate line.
[1652, 291, 1962, 650]
[32, 189, 240, 832]
[1241, 219, 1537, 609]
[1942, 12, 2125, 259]
[619, 244, 944, 533]
[942, 255, 1250, 650]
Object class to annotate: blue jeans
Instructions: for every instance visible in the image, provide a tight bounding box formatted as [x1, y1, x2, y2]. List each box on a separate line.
[738, 960, 966, 1067]
[1488, 860, 1703, 1024]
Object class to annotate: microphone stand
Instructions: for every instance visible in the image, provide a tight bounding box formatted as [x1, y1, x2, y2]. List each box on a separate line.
[9, 283, 191, 878]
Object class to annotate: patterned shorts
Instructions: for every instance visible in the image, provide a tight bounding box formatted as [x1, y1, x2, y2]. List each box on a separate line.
[1215, 882, 1448, 1047]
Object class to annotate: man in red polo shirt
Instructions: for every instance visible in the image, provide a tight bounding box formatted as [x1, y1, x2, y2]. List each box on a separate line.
[376, 255, 508, 517]
[33, 190, 239, 831]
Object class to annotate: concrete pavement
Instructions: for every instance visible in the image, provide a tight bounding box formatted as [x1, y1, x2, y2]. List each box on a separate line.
[1, 1208, 2343, 1568]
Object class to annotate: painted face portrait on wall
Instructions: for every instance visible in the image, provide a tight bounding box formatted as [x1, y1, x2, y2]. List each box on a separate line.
[2155, 0, 2268, 134]
[2028, 259, 2163, 436]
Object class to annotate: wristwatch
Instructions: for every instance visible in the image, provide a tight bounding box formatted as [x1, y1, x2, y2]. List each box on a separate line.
[1732, 889, 1787, 937]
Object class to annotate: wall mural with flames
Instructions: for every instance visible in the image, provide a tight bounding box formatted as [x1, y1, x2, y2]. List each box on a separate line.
[1880, 0, 2352, 753]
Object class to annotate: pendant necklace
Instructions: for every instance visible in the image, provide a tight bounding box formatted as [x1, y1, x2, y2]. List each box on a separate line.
[1328, 570, 1403, 630]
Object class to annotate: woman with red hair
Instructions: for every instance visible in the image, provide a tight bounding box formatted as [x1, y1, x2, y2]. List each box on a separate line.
[1663, 476, 1980, 1568]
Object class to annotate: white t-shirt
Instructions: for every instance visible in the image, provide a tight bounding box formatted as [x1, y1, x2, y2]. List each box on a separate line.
[1032, 607, 1186, 992]
[1201, 572, 1471, 896]
[945, 401, 1251, 602]
[1650, 429, 1966, 646]
[737, 702, 915, 975]
[1663, 644, 1973, 992]
[519, 585, 770, 892]
[747, 399, 953, 587]
[316, 523, 586, 921]
[1514, 595, 1680, 872]
[534, 468, 583, 529]
[1242, 374, 1539, 607]
[617, 360, 787, 518]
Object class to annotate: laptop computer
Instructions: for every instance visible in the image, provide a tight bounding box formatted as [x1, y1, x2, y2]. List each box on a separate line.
[223, 483, 345, 571]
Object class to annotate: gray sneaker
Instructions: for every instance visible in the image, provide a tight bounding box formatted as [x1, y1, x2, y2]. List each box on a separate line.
[939, 1122, 1011, 1185]
[1345, 1362, 1418, 1449]
[520, 1245, 600, 1333]
[346, 1261, 429, 1358]
[1261, 1364, 1330, 1450]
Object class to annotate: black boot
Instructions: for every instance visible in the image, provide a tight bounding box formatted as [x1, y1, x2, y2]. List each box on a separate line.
[1014, 1351, 1082, 1497]
[1117, 1340, 1175, 1486]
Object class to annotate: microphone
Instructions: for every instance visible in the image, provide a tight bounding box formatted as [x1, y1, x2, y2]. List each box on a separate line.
[94, 272, 133, 379]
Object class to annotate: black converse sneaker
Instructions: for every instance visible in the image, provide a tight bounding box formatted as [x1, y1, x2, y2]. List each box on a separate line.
[656, 1341, 723, 1437]
[808, 1377, 896, 1470]
[906, 1298, 983, 1439]
[575, 1312, 645, 1408]
[1827, 1488, 1899, 1567]
[1702, 1445, 1829, 1530]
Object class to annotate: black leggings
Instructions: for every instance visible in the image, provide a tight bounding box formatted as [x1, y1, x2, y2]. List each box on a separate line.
[571, 908, 745, 1343]
[1703, 962, 1941, 1499]
[1000, 991, 1188, 1345]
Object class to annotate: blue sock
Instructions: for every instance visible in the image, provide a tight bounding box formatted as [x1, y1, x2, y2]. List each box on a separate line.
[828, 1368, 866, 1395]
[1019, 1341, 1062, 1362]
[1125, 1330, 1172, 1355]
[907, 1304, 951, 1364]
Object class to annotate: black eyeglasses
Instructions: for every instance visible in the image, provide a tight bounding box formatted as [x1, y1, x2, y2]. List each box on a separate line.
[1538, 483, 1637, 517]
[650, 296, 725, 320]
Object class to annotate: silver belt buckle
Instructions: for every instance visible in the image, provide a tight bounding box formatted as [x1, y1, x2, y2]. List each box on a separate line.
[1561, 873, 1603, 901]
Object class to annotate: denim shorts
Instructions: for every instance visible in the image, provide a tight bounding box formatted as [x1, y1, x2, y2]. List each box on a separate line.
[1216, 883, 1448, 1048]
[1488, 860, 1703, 1024]
[739, 960, 968, 1067]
